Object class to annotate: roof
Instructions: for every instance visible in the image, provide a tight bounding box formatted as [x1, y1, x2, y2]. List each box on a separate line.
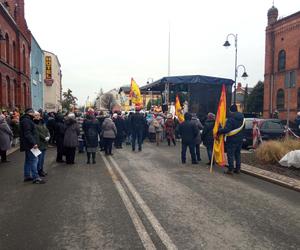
[141, 74, 234, 91]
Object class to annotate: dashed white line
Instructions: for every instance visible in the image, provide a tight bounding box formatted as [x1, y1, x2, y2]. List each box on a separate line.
[109, 156, 178, 250]
[100, 153, 156, 250]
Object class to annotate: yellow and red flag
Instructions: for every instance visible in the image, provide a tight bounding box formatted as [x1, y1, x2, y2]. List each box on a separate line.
[175, 95, 185, 123]
[213, 84, 227, 166]
[130, 78, 142, 106]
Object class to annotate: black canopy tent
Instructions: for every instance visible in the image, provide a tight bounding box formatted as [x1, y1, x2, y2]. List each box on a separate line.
[141, 75, 234, 119]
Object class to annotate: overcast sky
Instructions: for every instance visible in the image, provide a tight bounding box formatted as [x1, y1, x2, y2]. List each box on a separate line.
[25, 0, 299, 105]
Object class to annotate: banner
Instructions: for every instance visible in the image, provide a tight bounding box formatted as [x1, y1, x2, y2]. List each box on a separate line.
[213, 85, 227, 166]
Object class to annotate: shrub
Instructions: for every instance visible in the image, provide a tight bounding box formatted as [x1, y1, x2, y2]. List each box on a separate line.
[255, 138, 300, 164]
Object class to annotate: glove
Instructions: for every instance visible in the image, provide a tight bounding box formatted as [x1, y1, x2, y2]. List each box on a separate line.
[45, 137, 50, 142]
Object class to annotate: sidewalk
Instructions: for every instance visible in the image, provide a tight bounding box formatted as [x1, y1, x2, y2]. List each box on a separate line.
[242, 163, 300, 192]
[7, 146, 19, 155]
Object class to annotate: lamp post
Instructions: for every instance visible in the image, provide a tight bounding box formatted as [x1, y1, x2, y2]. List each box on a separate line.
[223, 33, 248, 104]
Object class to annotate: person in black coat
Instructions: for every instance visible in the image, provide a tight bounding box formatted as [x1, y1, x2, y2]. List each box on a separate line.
[83, 114, 100, 164]
[97, 111, 106, 151]
[201, 113, 215, 165]
[46, 112, 56, 145]
[130, 108, 146, 152]
[113, 112, 126, 149]
[178, 112, 198, 164]
[55, 113, 65, 163]
[218, 104, 245, 174]
[20, 108, 45, 184]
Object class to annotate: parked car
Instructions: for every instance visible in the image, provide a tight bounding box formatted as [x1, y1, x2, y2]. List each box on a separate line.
[242, 118, 285, 149]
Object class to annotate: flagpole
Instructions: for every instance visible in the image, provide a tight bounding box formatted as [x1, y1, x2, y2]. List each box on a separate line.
[210, 141, 215, 173]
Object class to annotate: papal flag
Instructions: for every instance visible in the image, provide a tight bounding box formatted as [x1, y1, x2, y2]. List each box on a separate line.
[175, 95, 185, 123]
[213, 84, 227, 166]
[130, 78, 142, 106]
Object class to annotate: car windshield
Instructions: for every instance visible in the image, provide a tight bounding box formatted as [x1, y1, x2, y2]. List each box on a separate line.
[262, 121, 283, 130]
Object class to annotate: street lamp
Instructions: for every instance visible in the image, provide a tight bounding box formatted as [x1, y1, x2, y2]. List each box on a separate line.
[223, 33, 248, 104]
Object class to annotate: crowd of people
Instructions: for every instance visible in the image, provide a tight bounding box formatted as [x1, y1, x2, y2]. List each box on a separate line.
[0, 103, 246, 184]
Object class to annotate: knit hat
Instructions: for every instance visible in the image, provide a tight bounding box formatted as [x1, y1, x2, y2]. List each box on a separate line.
[230, 104, 238, 112]
[207, 112, 215, 120]
[25, 108, 34, 114]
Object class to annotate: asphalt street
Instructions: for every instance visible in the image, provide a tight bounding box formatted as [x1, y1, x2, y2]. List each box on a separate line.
[0, 143, 299, 250]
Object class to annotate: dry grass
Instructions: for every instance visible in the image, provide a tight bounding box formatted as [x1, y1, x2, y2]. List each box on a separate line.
[255, 138, 300, 164]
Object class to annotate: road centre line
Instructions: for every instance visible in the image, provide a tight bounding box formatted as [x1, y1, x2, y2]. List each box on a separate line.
[109, 156, 178, 250]
[100, 153, 156, 250]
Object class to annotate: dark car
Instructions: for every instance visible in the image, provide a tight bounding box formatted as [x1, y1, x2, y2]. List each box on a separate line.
[242, 118, 285, 149]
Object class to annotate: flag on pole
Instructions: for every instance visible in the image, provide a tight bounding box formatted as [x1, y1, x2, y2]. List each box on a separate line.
[212, 84, 227, 166]
[130, 78, 143, 106]
[175, 95, 185, 123]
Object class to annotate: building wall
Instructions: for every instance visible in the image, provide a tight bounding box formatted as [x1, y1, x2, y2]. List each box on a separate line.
[0, 1, 31, 110]
[30, 36, 43, 111]
[264, 7, 300, 121]
[43, 51, 62, 112]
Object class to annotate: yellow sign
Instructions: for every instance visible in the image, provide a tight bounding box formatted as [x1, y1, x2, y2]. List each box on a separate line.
[45, 56, 52, 80]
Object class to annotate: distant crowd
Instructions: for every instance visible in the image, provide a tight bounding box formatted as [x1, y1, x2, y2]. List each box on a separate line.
[0, 104, 249, 184]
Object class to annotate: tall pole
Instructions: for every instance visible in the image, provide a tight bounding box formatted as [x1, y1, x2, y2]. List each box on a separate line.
[168, 22, 171, 76]
[234, 34, 238, 105]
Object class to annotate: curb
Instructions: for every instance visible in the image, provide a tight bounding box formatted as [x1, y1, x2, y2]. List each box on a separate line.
[241, 163, 300, 192]
[7, 146, 20, 156]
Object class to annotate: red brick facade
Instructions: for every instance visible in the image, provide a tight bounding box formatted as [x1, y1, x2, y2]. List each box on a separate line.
[0, 0, 31, 110]
[264, 6, 300, 121]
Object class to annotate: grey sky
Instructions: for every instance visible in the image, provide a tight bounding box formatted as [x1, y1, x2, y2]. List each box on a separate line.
[25, 0, 299, 105]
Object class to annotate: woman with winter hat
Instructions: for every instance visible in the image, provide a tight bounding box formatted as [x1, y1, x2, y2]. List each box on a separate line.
[202, 113, 215, 165]
[102, 116, 117, 155]
[63, 113, 80, 164]
[0, 115, 13, 163]
[83, 113, 101, 164]
[165, 113, 176, 146]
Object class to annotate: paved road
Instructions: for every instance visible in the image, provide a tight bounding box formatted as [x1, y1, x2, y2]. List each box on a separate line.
[0, 143, 299, 250]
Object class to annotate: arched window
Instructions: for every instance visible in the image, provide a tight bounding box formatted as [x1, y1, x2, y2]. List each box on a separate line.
[13, 41, 16, 68]
[22, 45, 26, 74]
[0, 73, 2, 106]
[276, 89, 285, 110]
[278, 50, 286, 71]
[5, 33, 9, 64]
[14, 80, 17, 106]
[6, 76, 12, 108]
[23, 83, 27, 107]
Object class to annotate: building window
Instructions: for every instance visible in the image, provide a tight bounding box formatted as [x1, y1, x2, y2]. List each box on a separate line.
[13, 41, 16, 68]
[5, 33, 9, 64]
[6, 76, 10, 107]
[0, 73, 2, 106]
[298, 88, 300, 110]
[299, 48, 300, 68]
[278, 50, 286, 72]
[23, 83, 27, 107]
[276, 89, 285, 110]
[22, 45, 26, 74]
[14, 80, 17, 106]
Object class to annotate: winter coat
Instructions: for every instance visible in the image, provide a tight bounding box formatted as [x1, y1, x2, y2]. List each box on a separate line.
[154, 117, 164, 133]
[179, 120, 198, 145]
[165, 118, 175, 139]
[102, 118, 117, 139]
[114, 116, 126, 139]
[130, 113, 145, 133]
[0, 117, 13, 151]
[35, 122, 50, 151]
[20, 114, 37, 152]
[191, 117, 203, 145]
[63, 118, 80, 148]
[219, 111, 245, 145]
[201, 119, 215, 147]
[83, 118, 100, 148]
[55, 114, 65, 145]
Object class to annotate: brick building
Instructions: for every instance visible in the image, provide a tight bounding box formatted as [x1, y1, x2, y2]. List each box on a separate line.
[264, 6, 300, 121]
[0, 0, 31, 110]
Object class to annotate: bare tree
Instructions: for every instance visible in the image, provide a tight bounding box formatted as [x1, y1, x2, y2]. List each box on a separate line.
[101, 93, 117, 110]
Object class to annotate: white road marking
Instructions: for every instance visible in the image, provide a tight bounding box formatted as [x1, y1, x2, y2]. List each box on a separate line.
[109, 156, 178, 250]
[100, 153, 156, 250]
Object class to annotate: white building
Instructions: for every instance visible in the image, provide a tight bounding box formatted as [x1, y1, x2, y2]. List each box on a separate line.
[43, 51, 62, 112]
